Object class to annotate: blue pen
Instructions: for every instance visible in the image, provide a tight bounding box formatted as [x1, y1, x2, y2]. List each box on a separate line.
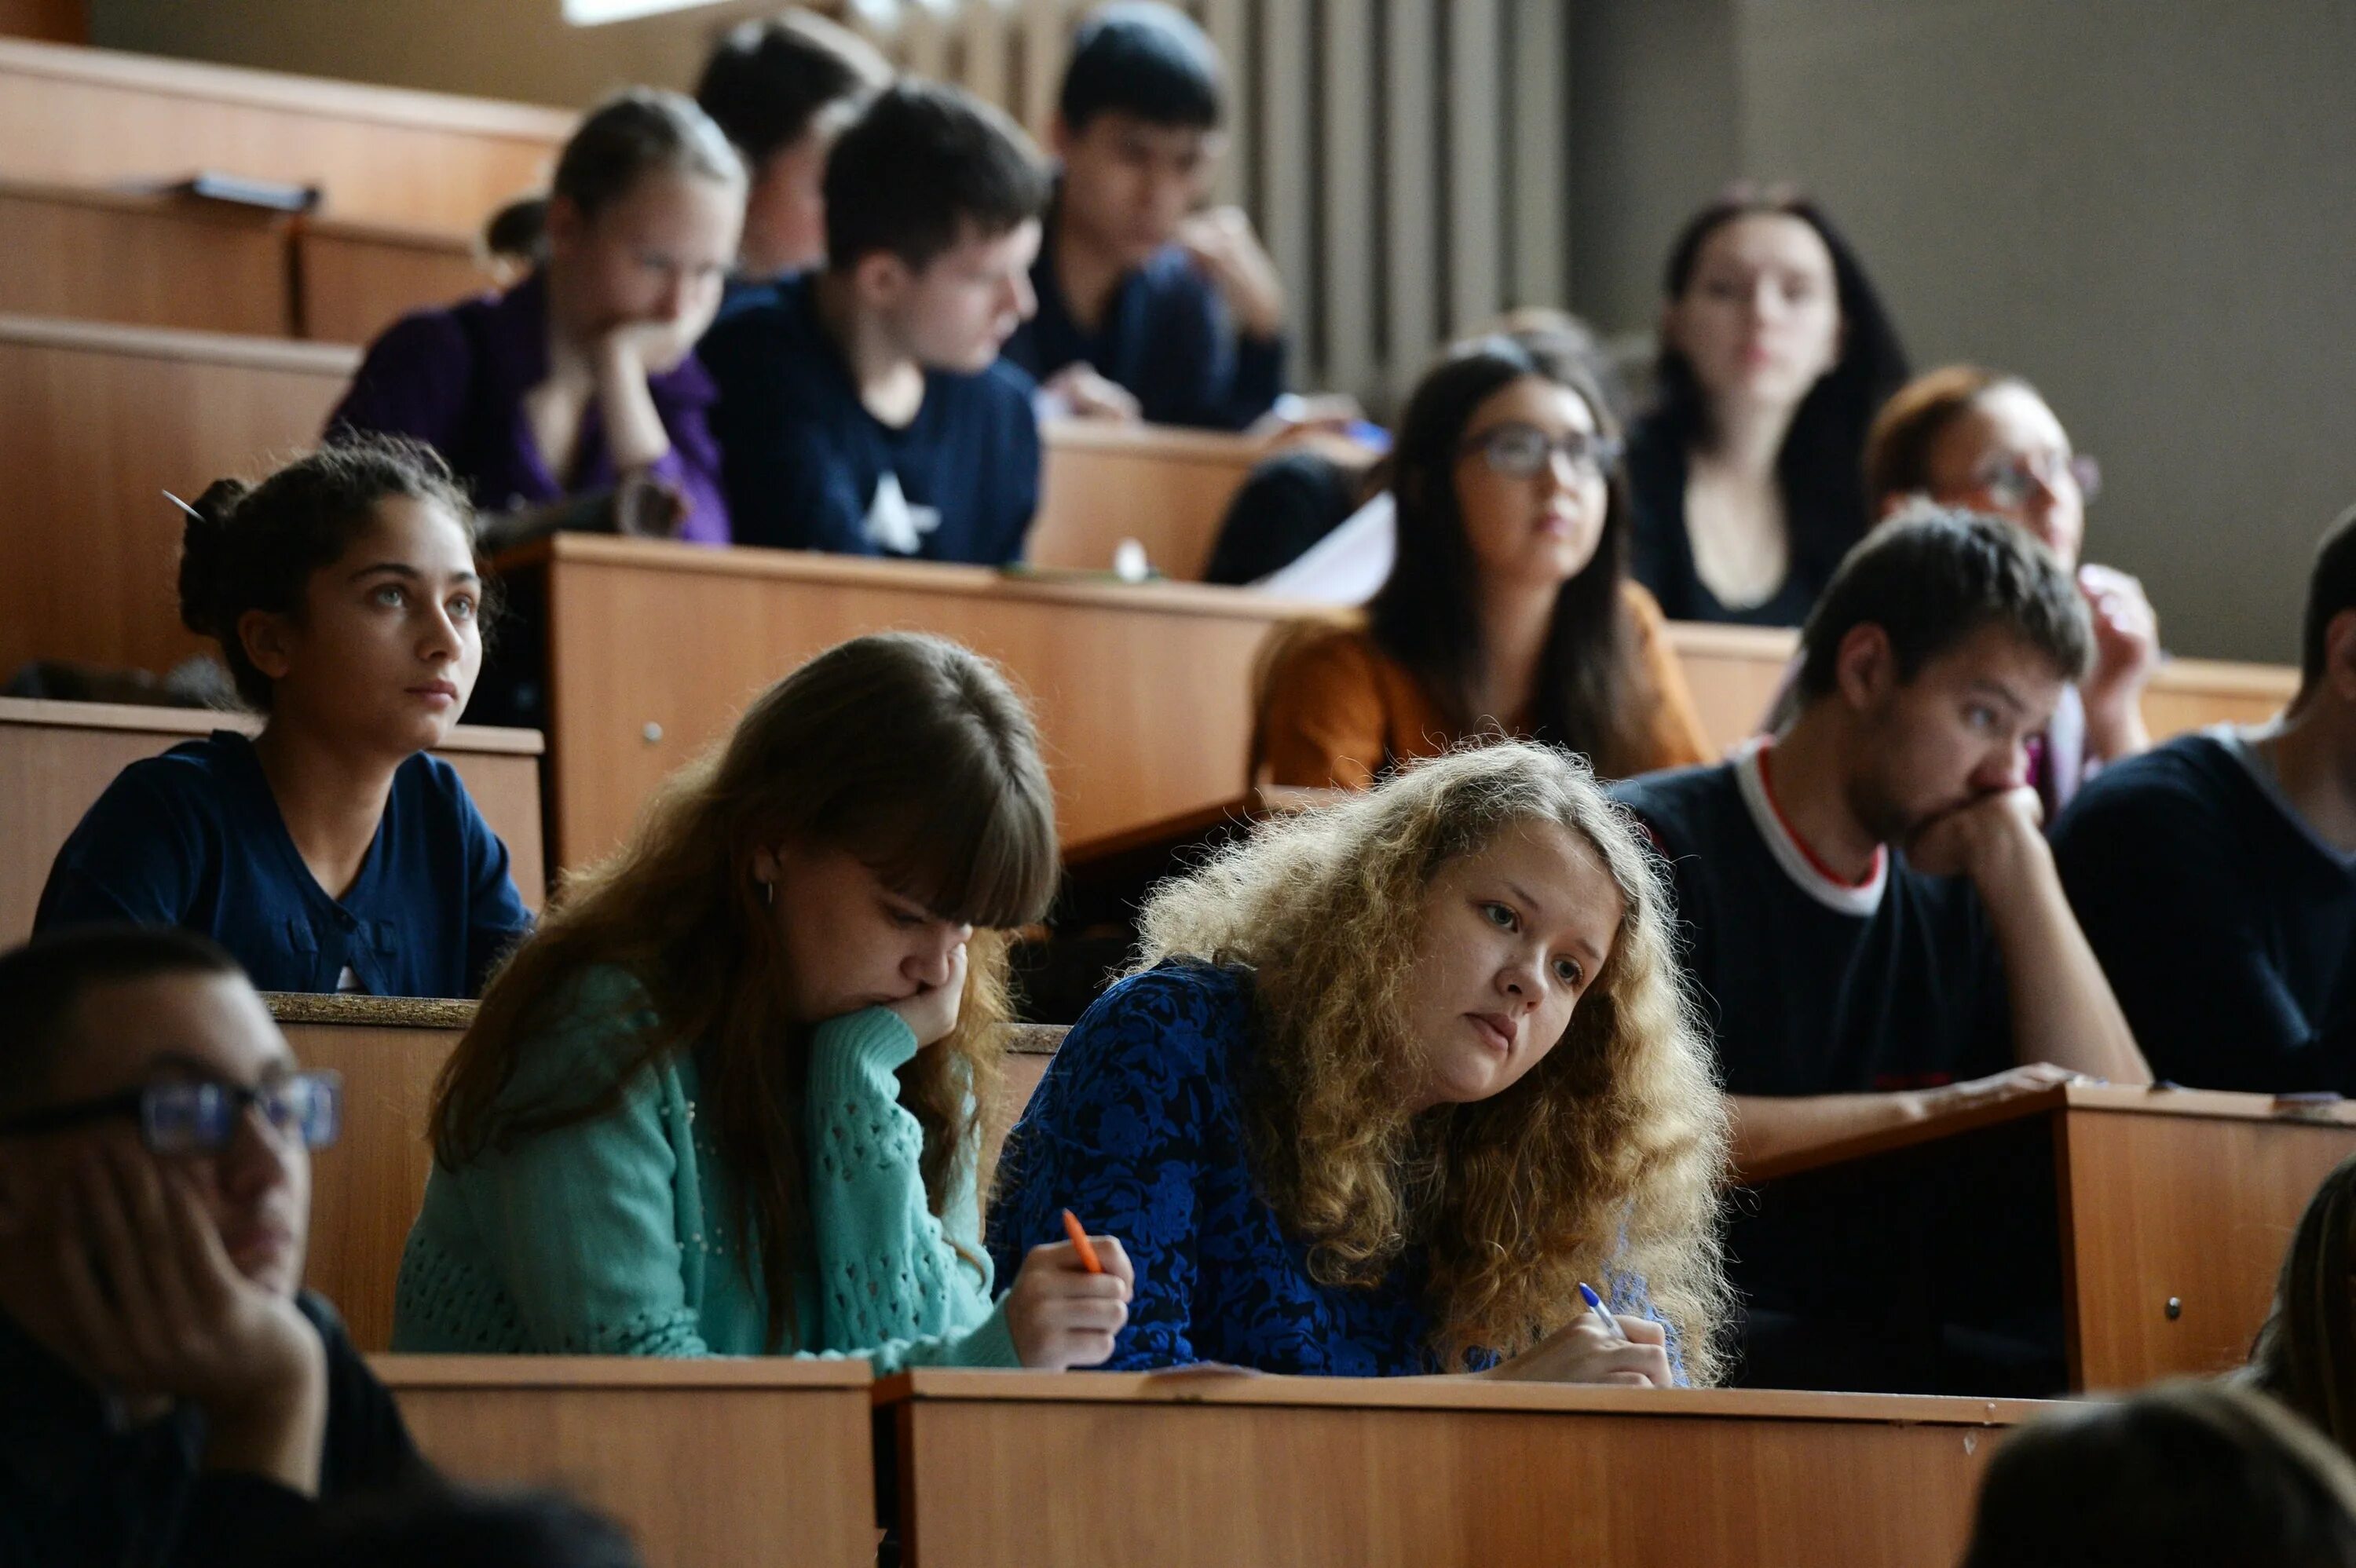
[1578, 1281, 1628, 1342]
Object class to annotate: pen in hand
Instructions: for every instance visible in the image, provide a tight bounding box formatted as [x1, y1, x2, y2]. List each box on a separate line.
[1061, 1208, 1104, 1274]
[1578, 1281, 1627, 1341]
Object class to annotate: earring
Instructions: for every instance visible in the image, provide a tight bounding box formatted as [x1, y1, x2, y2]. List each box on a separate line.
[758, 879, 775, 908]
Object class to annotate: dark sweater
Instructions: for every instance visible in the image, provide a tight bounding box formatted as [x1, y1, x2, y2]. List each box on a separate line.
[2054, 729, 2356, 1092]
[0, 1292, 424, 1568]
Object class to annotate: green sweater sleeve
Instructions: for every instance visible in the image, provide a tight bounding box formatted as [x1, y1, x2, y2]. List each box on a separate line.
[455, 988, 715, 1357]
[803, 1009, 1019, 1372]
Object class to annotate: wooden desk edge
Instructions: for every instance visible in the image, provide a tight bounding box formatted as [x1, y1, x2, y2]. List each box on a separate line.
[0, 696, 543, 755]
[495, 534, 1352, 624]
[0, 311, 360, 372]
[1747, 1080, 2356, 1184]
[266, 992, 476, 1029]
[371, 1354, 873, 1391]
[873, 1369, 2046, 1425]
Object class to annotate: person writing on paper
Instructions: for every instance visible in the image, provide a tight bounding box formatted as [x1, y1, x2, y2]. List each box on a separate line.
[1864, 366, 2159, 815]
[1253, 337, 1714, 789]
[331, 90, 744, 543]
[990, 743, 1729, 1383]
[36, 439, 532, 999]
[395, 634, 1126, 1371]
[0, 927, 424, 1567]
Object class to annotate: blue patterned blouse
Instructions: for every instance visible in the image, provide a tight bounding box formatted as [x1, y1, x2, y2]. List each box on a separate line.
[986, 960, 1683, 1379]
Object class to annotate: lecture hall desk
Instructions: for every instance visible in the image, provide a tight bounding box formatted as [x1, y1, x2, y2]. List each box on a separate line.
[379, 1356, 876, 1568]
[1747, 1081, 2356, 1393]
[499, 533, 1344, 872]
[878, 1369, 2041, 1568]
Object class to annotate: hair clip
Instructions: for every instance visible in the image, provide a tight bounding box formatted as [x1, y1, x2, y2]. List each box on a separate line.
[161, 490, 205, 521]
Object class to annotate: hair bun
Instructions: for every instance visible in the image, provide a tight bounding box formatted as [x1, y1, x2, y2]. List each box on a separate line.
[176, 477, 249, 638]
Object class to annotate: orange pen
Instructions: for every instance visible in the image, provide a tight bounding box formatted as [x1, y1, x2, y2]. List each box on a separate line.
[1061, 1207, 1104, 1274]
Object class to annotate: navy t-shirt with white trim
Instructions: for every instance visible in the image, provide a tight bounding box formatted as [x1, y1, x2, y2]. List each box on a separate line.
[1610, 739, 2014, 1098]
[35, 731, 532, 998]
[700, 272, 1041, 564]
[2053, 727, 2356, 1093]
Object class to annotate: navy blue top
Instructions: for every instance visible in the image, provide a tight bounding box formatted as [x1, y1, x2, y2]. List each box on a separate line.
[2054, 731, 2356, 1093]
[1003, 231, 1285, 433]
[986, 960, 1681, 1378]
[35, 732, 532, 999]
[700, 272, 1041, 563]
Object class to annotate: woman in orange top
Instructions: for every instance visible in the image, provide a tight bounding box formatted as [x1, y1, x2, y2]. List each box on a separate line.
[1257, 336, 1715, 789]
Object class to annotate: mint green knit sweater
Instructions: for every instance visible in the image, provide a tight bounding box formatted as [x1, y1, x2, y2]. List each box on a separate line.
[389, 967, 1018, 1369]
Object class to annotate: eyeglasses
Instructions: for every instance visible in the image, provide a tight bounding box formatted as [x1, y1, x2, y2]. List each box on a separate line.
[1971, 451, 2103, 509]
[0, 1072, 342, 1156]
[1460, 423, 1624, 481]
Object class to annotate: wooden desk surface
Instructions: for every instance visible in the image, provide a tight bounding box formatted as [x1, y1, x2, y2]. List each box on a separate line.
[378, 1355, 876, 1568]
[880, 1370, 2040, 1568]
[514, 534, 1343, 869]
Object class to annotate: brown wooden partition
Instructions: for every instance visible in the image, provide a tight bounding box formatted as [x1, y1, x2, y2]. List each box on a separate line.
[880, 1370, 2038, 1568]
[294, 217, 491, 345]
[382, 1357, 877, 1568]
[0, 177, 293, 335]
[510, 534, 1343, 871]
[1748, 1082, 2356, 1392]
[1030, 420, 1265, 579]
[0, 313, 355, 676]
[0, 37, 565, 232]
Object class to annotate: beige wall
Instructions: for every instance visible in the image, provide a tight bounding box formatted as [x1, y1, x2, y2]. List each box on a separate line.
[1571, 0, 2356, 663]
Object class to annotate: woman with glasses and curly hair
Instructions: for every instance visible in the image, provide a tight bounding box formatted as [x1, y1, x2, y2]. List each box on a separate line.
[1253, 337, 1715, 791]
[988, 741, 1732, 1383]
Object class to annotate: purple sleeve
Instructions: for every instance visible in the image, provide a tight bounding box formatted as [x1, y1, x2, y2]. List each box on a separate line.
[328, 309, 476, 453]
[649, 428, 732, 546]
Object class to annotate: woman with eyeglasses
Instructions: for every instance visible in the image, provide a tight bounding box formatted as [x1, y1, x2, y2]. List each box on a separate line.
[1253, 337, 1714, 789]
[1863, 365, 2160, 812]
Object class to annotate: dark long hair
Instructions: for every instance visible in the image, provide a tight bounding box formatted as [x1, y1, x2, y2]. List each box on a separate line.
[1651, 186, 1910, 578]
[2250, 1153, 2356, 1459]
[431, 633, 1059, 1350]
[1367, 338, 1652, 777]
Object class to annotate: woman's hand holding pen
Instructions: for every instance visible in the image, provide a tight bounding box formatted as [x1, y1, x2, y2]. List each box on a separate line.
[1484, 1282, 1674, 1387]
[1004, 1217, 1132, 1370]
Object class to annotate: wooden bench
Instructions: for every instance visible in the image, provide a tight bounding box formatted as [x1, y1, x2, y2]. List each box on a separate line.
[502, 533, 1345, 871]
[380, 1357, 876, 1568]
[294, 216, 488, 345]
[878, 1370, 2039, 1567]
[0, 313, 356, 677]
[0, 36, 566, 233]
[1664, 620, 2298, 755]
[1745, 1082, 2356, 1394]
[272, 992, 465, 1353]
[0, 697, 545, 939]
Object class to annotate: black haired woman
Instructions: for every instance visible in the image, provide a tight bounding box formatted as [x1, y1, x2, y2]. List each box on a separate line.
[36, 437, 532, 998]
[1627, 187, 1911, 625]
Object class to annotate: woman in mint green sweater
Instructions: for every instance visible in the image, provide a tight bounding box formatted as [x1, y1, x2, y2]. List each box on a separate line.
[390, 632, 1131, 1369]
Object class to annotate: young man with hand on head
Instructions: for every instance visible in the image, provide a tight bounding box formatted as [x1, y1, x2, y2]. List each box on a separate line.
[0, 927, 420, 1568]
[693, 9, 891, 284]
[1613, 510, 2149, 1389]
[2054, 506, 2356, 1094]
[1002, 2, 1287, 430]
[702, 81, 1050, 563]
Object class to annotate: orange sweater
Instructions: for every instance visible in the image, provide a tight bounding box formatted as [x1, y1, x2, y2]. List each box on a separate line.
[1253, 580, 1714, 789]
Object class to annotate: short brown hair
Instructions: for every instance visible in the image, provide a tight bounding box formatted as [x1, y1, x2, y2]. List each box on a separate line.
[1862, 364, 2015, 510]
[696, 11, 891, 166]
[1795, 507, 2092, 701]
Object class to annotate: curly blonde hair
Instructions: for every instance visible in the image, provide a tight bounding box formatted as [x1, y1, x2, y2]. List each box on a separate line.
[1135, 741, 1731, 1378]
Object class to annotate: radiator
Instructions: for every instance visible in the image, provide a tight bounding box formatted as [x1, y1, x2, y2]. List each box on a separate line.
[844, 0, 1574, 415]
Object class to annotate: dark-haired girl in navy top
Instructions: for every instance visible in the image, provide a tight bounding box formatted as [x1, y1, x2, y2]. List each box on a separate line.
[37, 436, 532, 997]
[988, 742, 1732, 1383]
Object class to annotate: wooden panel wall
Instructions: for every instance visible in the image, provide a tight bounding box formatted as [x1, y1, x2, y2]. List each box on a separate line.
[0, 181, 292, 335]
[0, 314, 354, 676]
[0, 37, 566, 232]
[1030, 422, 1264, 580]
[295, 219, 491, 345]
